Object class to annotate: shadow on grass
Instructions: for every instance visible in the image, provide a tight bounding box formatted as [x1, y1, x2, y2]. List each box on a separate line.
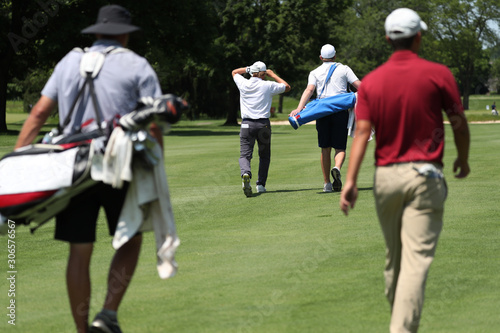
[313, 186, 374, 194]
[242, 188, 317, 197]
[358, 187, 374, 191]
[265, 188, 319, 194]
[0, 130, 20, 135]
[169, 129, 240, 137]
[167, 123, 291, 137]
[261, 187, 373, 195]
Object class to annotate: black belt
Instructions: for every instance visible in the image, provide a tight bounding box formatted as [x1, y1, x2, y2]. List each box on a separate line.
[242, 118, 269, 122]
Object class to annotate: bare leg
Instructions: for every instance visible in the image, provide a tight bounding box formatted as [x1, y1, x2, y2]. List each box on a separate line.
[103, 234, 143, 312]
[321, 147, 332, 184]
[333, 149, 346, 170]
[67, 243, 94, 333]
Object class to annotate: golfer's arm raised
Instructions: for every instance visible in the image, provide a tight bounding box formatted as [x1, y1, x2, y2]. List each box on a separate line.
[340, 119, 372, 215]
[266, 69, 291, 92]
[289, 84, 315, 117]
[231, 67, 247, 77]
[15, 95, 56, 149]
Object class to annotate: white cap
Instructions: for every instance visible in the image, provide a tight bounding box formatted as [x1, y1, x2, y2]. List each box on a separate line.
[385, 8, 427, 40]
[249, 61, 267, 73]
[320, 44, 336, 59]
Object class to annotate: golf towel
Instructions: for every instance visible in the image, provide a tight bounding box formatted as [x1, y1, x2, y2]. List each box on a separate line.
[289, 92, 357, 129]
[92, 126, 179, 279]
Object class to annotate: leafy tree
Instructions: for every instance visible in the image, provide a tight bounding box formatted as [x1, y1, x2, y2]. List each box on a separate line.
[491, 57, 500, 93]
[337, 0, 500, 109]
[337, 0, 438, 78]
[0, 0, 103, 132]
[429, 0, 500, 109]
[336, 0, 393, 79]
[215, 0, 350, 124]
[214, 0, 283, 124]
[120, 0, 222, 121]
[275, 0, 350, 109]
[2, 0, 499, 134]
[0, 0, 219, 131]
[0, 0, 27, 132]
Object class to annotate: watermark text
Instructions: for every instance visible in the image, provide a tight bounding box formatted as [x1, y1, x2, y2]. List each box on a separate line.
[6, 220, 17, 325]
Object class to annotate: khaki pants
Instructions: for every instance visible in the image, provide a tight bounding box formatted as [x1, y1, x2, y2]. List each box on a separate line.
[374, 163, 447, 333]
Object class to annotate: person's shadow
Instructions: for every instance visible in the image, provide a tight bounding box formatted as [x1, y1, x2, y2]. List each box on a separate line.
[250, 187, 373, 197]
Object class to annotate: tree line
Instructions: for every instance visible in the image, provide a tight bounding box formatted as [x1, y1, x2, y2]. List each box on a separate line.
[1, 0, 499, 132]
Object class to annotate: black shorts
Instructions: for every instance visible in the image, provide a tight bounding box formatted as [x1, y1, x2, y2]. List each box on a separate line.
[316, 110, 349, 149]
[55, 183, 128, 243]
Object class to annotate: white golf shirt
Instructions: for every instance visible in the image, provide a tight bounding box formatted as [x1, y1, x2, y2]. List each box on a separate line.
[308, 62, 359, 98]
[233, 74, 286, 119]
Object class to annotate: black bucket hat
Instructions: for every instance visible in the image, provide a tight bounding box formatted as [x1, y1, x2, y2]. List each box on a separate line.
[81, 5, 140, 35]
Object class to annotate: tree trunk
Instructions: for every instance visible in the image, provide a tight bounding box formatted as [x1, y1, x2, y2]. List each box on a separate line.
[461, 72, 472, 110]
[224, 89, 240, 126]
[0, 72, 8, 132]
[462, 92, 470, 111]
[278, 94, 284, 113]
[0, 0, 25, 133]
[0, 15, 15, 133]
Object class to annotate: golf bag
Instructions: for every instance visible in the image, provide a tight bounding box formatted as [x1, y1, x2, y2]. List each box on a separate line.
[0, 45, 188, 231]
[0, 95, 187, 231]
[0, 140, 98, 227]
[288, 93, 357, 129]
[288, 63, 356, 129]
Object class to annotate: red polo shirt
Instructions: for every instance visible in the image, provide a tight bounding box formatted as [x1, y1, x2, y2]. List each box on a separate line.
[356, 50, 464, 166]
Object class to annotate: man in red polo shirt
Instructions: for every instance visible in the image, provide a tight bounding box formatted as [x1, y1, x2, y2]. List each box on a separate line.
[340, 8, 470, 333]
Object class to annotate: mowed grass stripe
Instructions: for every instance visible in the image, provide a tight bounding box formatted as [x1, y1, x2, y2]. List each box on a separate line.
[0, 119, 499, 332]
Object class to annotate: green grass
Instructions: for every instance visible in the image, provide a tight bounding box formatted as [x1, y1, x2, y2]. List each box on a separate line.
[276, 94, 500, 122]
[5, 100, 24, 114]
[4, 94, 500, 124]
[1, 102, 500, 332]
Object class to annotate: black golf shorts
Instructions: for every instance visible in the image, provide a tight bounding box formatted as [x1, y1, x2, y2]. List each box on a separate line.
[316, 110, 349, 149]
[55, 182, 128, 243]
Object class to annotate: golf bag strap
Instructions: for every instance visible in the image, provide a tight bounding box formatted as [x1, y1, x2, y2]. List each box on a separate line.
[87, 76, 104, 131]
[318, 63, 338, 99]
[61, 46, 131, 133]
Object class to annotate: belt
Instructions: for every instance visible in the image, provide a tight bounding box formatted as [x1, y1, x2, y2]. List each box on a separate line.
[242, 118, 269, 122]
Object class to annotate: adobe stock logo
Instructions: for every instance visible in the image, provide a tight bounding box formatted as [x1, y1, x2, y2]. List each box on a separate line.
[8, 0, 66, 53]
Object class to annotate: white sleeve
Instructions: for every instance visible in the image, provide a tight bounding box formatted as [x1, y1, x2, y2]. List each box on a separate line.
[344, 65, 359, 84]
[269, 82, 286, 95]
[307, 71, 317, 86]
[233, 74, 245, 89]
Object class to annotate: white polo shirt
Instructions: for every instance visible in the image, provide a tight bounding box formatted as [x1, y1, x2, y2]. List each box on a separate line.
[233, 74, 286, 119]
[308, 62, 359, 98]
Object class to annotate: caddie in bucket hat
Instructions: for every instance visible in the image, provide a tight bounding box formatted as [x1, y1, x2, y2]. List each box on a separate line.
[15, 4, 165, 333]
[81, 4, 140, 35]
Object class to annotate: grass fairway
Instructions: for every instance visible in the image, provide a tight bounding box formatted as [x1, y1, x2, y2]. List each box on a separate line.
[1, 118, 500, 332]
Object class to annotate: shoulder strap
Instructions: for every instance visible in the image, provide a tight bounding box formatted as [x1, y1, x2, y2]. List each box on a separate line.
[62, 46, 128, 133]
[106, 46, 131, 55]
[61, 48, 87, 131]
[318, 63, 338, 99]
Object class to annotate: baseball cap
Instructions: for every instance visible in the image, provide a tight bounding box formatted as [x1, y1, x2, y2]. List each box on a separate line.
[81, 5, 140, 35]
[320, 44, 336, 59]
[249, 61, 267, 73]
[385, 8, 427, 40]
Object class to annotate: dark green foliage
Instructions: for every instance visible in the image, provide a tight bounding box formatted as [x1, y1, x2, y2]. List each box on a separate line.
[1, 0, 499, 130]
